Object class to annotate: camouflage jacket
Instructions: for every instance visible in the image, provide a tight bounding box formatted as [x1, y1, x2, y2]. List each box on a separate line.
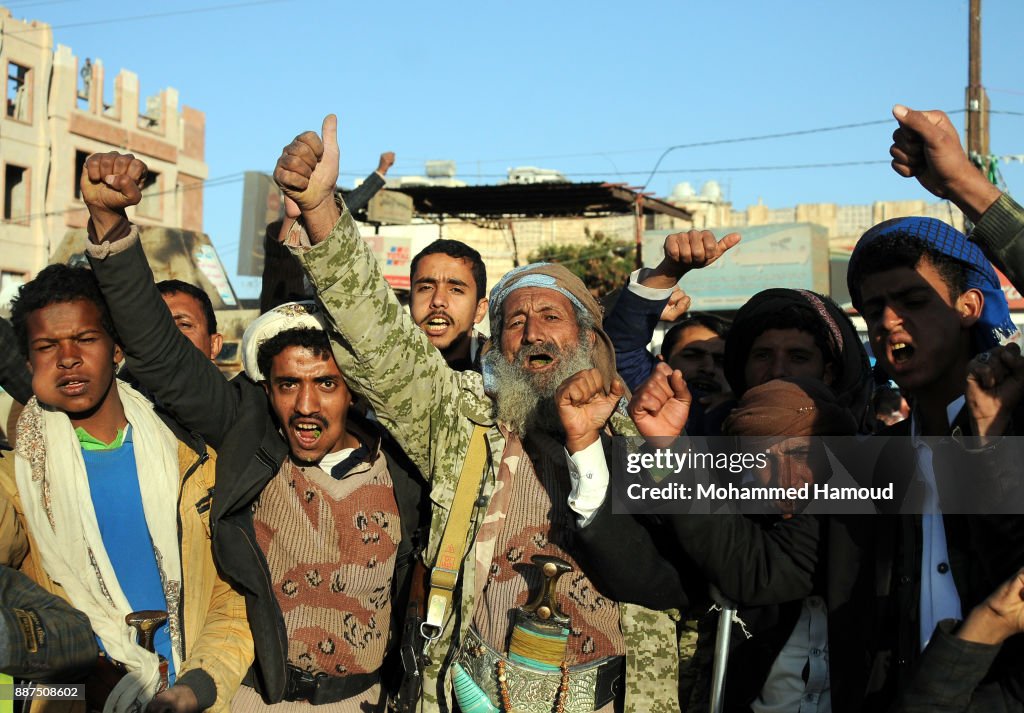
[295, 209, 681, 713]
[972, 192, 1024, 289]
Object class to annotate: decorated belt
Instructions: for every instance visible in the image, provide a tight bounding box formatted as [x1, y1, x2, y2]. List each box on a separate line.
[453, 626, 624, 713]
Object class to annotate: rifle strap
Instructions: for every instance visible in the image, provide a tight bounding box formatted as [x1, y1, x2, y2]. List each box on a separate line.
[422, 425, 489, 642]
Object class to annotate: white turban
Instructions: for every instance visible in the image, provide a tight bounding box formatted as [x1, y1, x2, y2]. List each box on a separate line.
[241, 301, 327, 381]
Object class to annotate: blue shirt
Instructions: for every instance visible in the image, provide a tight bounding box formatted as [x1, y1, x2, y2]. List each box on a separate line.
[82, 427, 175, 682]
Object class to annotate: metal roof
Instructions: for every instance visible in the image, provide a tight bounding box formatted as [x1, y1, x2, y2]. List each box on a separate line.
[370, 181, 692, 220]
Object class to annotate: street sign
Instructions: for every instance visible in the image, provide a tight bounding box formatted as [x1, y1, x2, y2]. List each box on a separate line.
[367, 189, 414, 225]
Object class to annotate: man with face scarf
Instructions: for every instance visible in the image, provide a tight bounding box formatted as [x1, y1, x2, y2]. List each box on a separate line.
[722, 288, 873, 433]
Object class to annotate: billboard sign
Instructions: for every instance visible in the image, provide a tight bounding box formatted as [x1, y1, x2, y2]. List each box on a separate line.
[367, 189, 414, 225]
[237, 171, 284, 277]
[643, 222, 830, 310]
[365, 235, 413, 290]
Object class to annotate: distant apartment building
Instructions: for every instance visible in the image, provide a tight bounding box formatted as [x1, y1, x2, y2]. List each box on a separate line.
[668, 179, 966, 252]
[0, 6, 207, 303]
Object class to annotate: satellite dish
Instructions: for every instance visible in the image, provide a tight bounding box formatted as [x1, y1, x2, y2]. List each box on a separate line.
[701, 180, 722, 201]
[671, 182, 696, 200]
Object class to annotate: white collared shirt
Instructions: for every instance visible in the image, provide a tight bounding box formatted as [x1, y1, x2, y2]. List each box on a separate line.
[564, 439, 611, 526]
[753, 596, 831, 713]
[626, 268, 677, 300]
[909, 396, 965, 649]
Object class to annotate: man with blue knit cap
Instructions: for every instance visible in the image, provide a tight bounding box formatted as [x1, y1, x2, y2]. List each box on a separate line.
[844, 105, 1024, 709]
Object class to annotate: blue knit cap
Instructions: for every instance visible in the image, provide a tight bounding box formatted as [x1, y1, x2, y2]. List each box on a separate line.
[848, 216, 1018, 354]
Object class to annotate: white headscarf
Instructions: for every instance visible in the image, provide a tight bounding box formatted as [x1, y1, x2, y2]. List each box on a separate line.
[15, 381, 184, 713]
[240, 301, 328, 381]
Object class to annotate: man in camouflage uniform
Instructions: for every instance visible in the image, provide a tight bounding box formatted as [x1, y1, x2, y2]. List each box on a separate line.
[272, 115, 681, 713]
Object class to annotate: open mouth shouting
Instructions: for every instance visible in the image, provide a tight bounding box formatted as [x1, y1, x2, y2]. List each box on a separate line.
[688, 377, 722, 394]
[421, 312, 453, 336]
[889, 339, 916, 368]
[290, 416, 328, 450]
[520, 347, 558, 372]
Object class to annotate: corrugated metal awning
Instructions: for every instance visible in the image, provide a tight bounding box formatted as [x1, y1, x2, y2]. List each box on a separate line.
[380, 181, 691, 220]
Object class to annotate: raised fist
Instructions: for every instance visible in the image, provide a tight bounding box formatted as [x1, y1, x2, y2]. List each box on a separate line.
[627, 362, 692, 439]
[966, 342, 1024, 440]
[555, 368, 626, 454]
[377, 151, 396, 175]
[81, 151, 148, 210]
[659, 287, 692, 322]
[890, 104, 1000, 222]
[81, 152, 148, 239]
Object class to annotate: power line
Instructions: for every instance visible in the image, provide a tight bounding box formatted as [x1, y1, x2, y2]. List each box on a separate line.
[4, 0, 83, 9]
[402, 114, 970, 167]
[261, 107, 1024, 184]
[635, 159, 892, 175]
[987, 88, 1024, 97]
[416, 146, 695, 166]
[4, 0, 293, 33]
[7, 172, 245, 225]
[361, 159, 893, 181]
[640, 110, 967, 189]
[393, 109, 1000, 178]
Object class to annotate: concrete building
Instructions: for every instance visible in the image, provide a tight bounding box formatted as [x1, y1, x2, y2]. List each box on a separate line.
[668, 180, 966, 252]
[0, 6, 207, 304]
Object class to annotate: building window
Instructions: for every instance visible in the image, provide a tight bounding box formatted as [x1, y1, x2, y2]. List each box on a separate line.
[137, 171, 161, 219]
[4, 164, 29, 224]
[73, 150, 90, 200]
[6, 63, 31, 122]
[0, 271, 25, 312]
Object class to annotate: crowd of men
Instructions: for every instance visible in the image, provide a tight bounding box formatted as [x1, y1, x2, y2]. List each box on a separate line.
[1, 103, 1023, 713]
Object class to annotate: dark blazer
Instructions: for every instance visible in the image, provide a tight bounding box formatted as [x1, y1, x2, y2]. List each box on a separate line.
[577, 491, 875, 713]
[862, 417, 1024, 711]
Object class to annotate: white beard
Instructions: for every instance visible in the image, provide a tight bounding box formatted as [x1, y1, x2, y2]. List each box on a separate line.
[483, 337, 594, 436]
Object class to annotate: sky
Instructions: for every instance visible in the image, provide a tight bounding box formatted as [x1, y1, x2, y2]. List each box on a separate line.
[12, 0, 1024, 298]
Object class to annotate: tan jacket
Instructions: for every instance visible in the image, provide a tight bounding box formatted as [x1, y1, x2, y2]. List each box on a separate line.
[0, 441, 254, 713]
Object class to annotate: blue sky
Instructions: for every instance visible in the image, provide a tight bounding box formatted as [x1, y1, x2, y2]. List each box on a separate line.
[16, 0, 1024, 297]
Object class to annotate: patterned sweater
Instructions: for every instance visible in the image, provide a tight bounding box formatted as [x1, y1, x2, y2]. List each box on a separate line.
[253, 453, 400, 676]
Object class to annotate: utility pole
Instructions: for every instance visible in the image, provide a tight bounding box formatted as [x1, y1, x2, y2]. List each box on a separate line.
[634, 194, 645, 271]
[966, 0, 990, 170]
